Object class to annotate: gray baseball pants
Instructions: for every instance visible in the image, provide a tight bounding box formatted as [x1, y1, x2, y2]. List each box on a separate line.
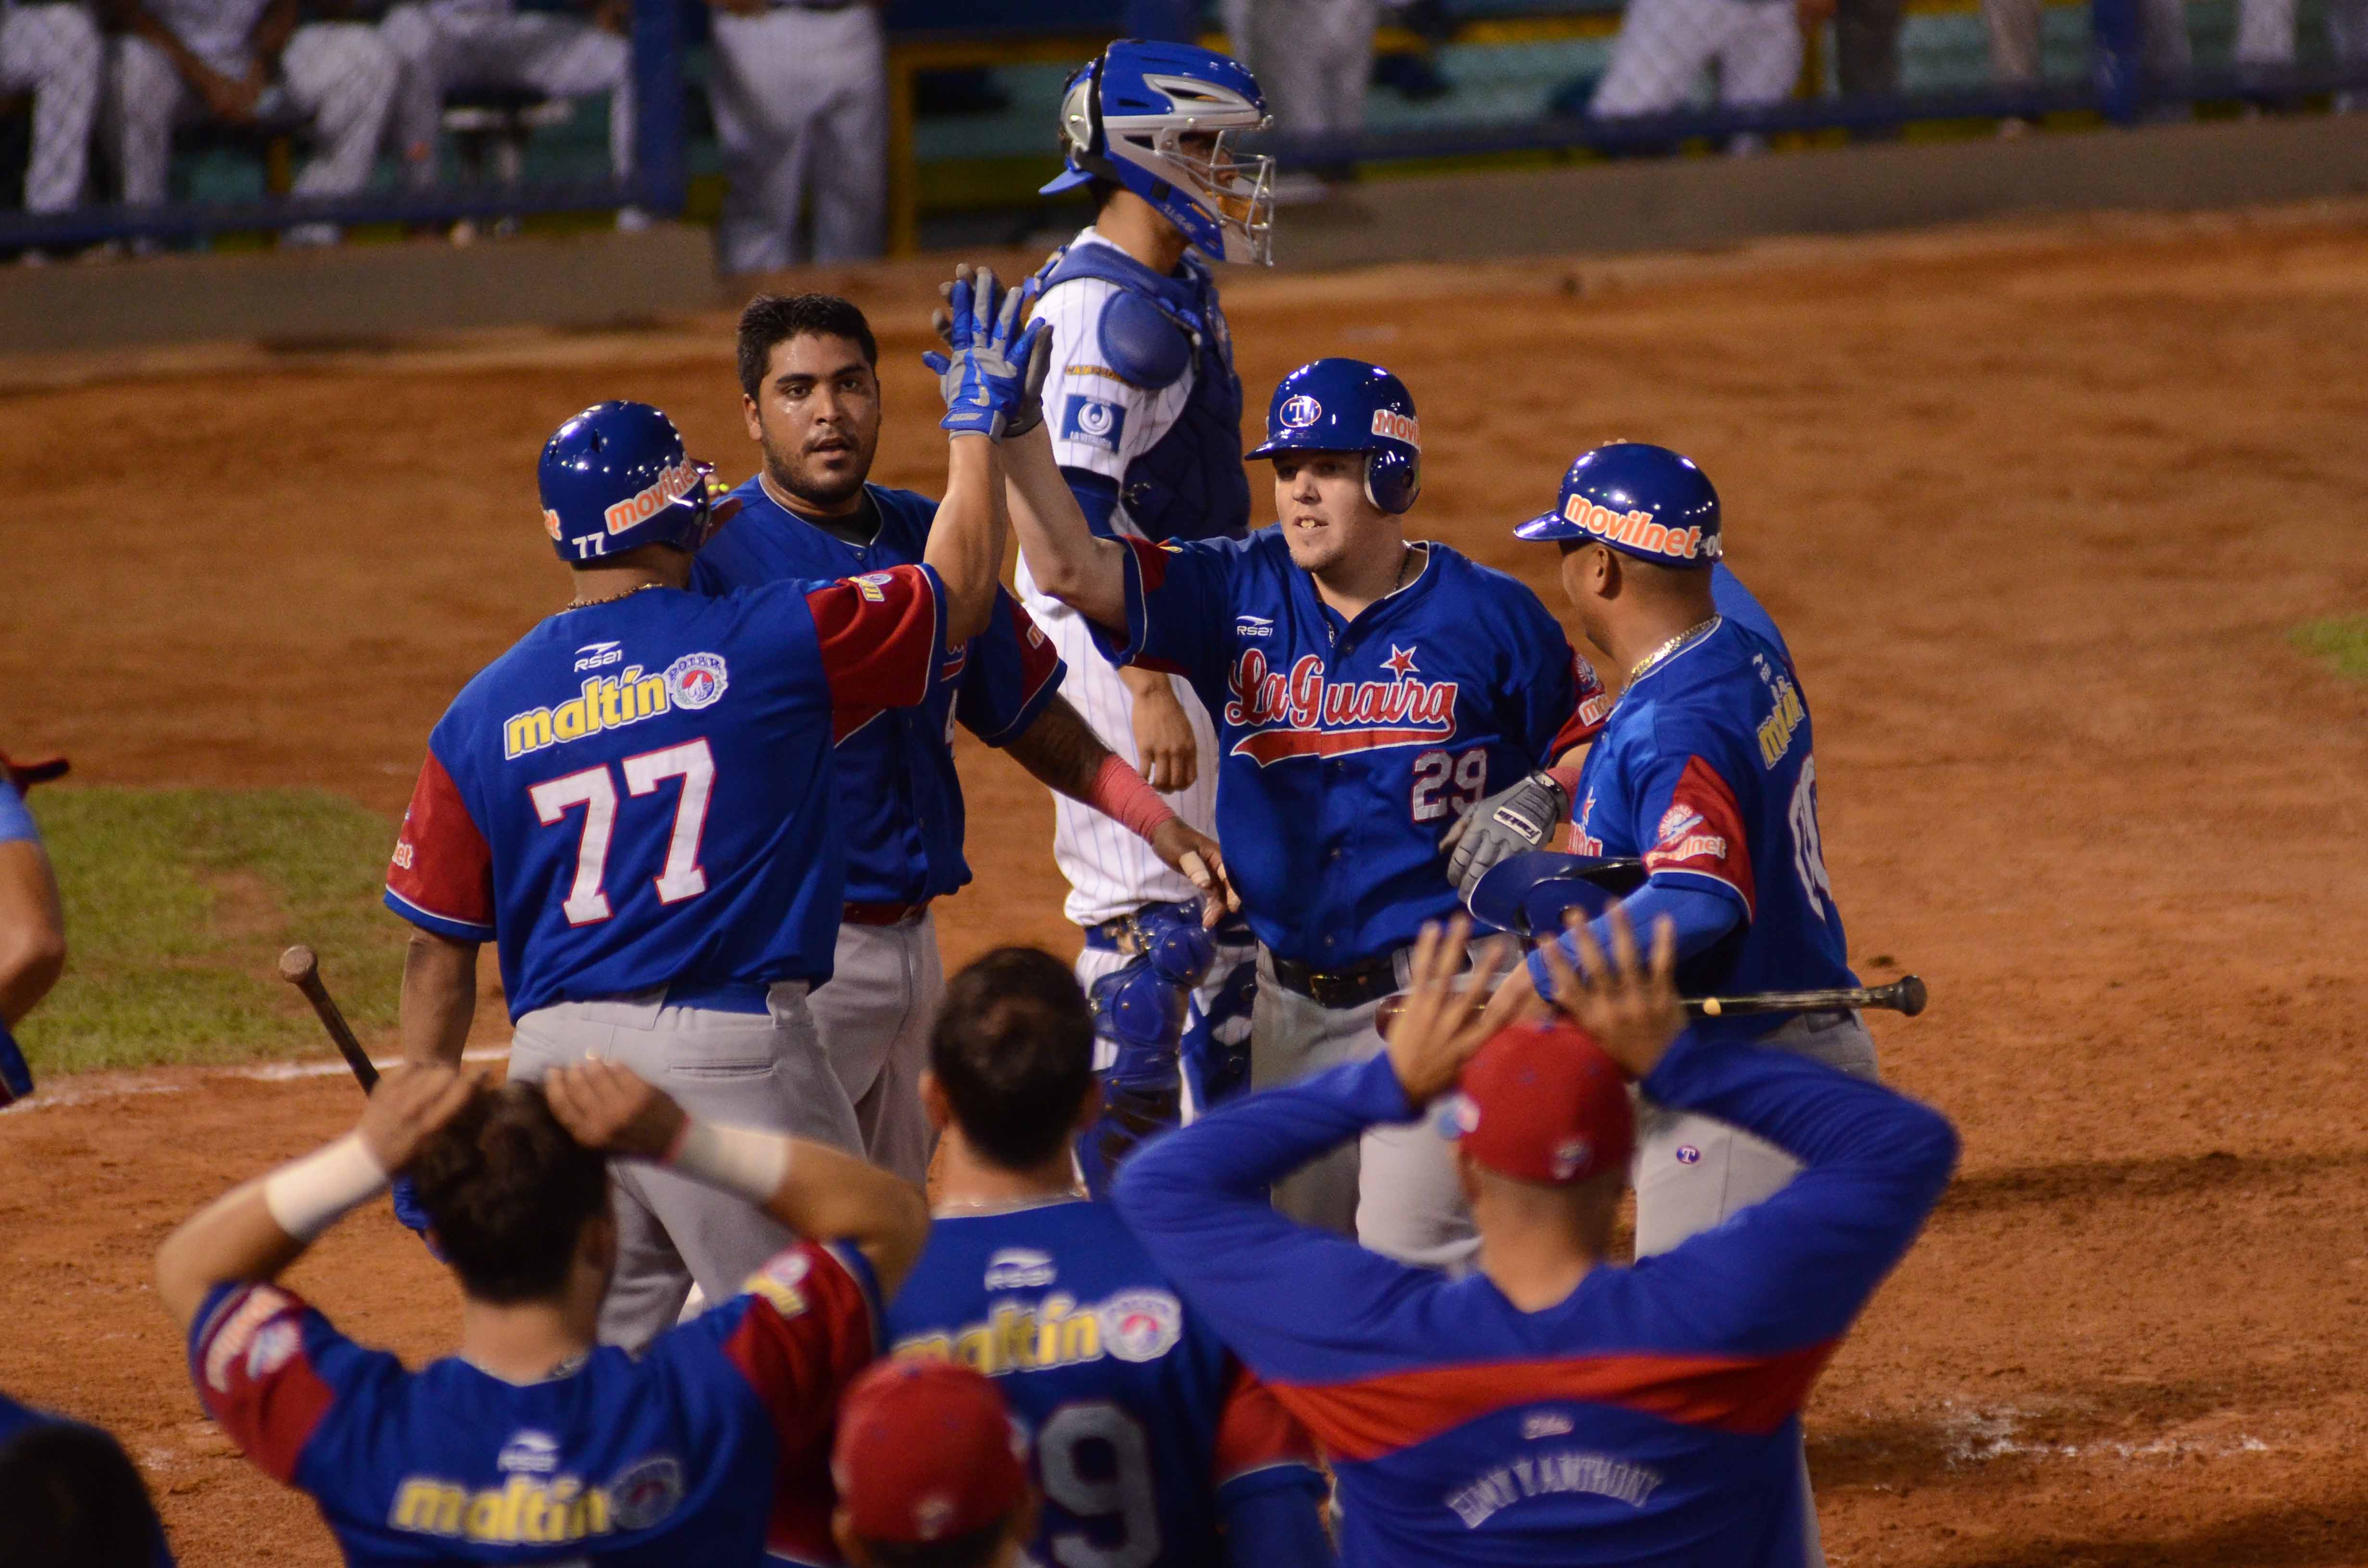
[506, 981, 862, 1352]
[807, 913, 940, 1189]
[1632, 1007, 1881, 1568]
[1249, 945, 1477, 1272]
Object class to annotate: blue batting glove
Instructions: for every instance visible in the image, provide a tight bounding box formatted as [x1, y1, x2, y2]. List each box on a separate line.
[924, 267, 1052, 440]
[389, 1174, 447, 1261]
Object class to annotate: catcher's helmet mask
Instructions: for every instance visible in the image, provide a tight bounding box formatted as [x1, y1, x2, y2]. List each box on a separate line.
[1045, 41, 1275, 266]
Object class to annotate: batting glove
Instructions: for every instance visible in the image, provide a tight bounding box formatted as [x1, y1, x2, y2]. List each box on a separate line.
[1443, 770, 1569, 898]
[924, 267, 1051, 441]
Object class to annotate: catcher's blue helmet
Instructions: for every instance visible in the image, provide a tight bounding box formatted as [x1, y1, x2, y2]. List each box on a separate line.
[1515, 441, 1721, 567]
[1247, 358, 1421, 514]
[538, 401, 715, 564]
[1042, 40, 1273, 265]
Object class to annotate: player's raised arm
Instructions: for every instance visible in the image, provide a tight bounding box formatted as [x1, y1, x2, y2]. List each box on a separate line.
[1003, 418, 1132, 629]
[921, 265, 1046, 646]
[546, 1058, 931, 1294]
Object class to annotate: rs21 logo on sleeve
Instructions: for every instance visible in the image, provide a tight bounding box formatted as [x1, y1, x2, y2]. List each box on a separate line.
[1060, 395, 1125, 453]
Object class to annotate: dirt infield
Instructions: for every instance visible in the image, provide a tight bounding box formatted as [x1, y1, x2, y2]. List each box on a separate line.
[7, 203, 2368, 1566]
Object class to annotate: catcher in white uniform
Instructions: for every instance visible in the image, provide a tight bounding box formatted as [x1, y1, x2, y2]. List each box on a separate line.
[1014, 38, 1277, 1190]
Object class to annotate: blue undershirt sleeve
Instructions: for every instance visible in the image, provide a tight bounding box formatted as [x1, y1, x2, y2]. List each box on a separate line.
[1528, 879, 1743, 994]
[1059, 466, 1122, 539]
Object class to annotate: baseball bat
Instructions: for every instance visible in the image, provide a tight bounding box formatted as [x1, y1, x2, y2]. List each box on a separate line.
[1690, 975, 1926, 1018]
[277, 944, 379, 1093]
[1373, 973, 1926, 1038]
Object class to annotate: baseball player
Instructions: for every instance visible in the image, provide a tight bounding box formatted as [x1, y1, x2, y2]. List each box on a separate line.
[155, 1054, 928, 1566]
[384, 274, 1040, 1347]
[1115, 912, 1958, 1566]
[108, 0, 395, 234]
[703, 0, 884, 274]
[382, 0, 630, 201]
[0, 0, 99, 220]
[0, 750, 69, 1110]
[881, 946, 1334, 1568]
[699, 288, 1232, 1191]
[1021, 39, 1276, 1170]
[830, 1360, 1035, 1568]
[1587, 0, 1803, 151]
[1007, 356, 1601, 1267]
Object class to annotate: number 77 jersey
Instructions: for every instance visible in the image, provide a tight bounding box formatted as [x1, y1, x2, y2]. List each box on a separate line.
[1572, 612, 1856, 1036]
[384, 573, 948, 1018]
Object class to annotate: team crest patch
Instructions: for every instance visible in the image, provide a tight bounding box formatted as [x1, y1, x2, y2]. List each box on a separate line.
[607, 1456, 685, 1531]
[1098, 1289, 1184, 1362]
[1060, 394, 1125, 452]
[665, 652, 728, 711]
[203, 1286, 298, 1393]
[1280, 393, 1322, 429]
[1657, 806, 1703, 844]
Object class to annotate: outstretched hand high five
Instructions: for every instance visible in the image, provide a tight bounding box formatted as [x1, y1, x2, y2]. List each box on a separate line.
[925, 264, 1051, 441]
[1532, 904, 1685, 1079]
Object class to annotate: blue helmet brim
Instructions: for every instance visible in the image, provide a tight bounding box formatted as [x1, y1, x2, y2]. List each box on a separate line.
[1512, 509, 1576, 541]
[1039, 165, 1096, 196]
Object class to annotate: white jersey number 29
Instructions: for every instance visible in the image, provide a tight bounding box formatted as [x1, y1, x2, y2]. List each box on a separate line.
[1037, 1401, 1162, 1568]
[1410, 749, 1488, 824]
[528, 739, 715, 926]
[1788, 757, 1837, 922]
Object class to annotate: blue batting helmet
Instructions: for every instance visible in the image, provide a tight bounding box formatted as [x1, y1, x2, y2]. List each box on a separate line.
[1514, 441, 1721, 567]
[1042, 40, 1273, 265]
[538, 401, 715, 564]
[1246, 358, 1421, 514]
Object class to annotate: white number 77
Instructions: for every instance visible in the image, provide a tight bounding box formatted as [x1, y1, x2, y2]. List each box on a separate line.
[529, 739, 715, 927]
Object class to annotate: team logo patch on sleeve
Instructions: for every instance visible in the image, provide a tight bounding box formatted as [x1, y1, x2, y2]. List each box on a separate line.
[665, 652, 728, 711]
[203, 1286, 300, 1393]
[1060, 395, 1126, 452]
[742, 1249, 812, 1317]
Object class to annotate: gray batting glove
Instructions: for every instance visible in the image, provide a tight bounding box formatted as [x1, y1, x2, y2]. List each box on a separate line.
[1442, 770, 1568, 897]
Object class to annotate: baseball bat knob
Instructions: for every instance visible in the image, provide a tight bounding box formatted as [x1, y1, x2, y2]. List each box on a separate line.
[1701, 996, 1723, 1017]
[278, 944, 319, 984]
[1896, 974, 1927, 1017]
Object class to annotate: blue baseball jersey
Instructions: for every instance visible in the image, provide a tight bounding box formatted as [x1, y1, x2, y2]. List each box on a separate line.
[186, 1243, 880, 1567]
[1097, 530, 1603, 967]
[1114, 1045, 1959, 1568]
[691, 479, 1065, 906]
[384, 571, 947, 1018]
[882, 1197, 1323, 1568]
[1565, 604, 1855, 1040]
[0, 780, 38, 846]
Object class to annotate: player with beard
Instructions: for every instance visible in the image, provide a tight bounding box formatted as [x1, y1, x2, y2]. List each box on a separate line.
[695, 289, 1240, 1188]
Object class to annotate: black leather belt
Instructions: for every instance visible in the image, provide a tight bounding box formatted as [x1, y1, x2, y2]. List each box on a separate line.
[1267, 949, 1400, 1010]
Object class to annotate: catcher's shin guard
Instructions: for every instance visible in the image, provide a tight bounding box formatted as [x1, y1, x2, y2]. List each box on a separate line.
[1076, 955, 1187, 1199]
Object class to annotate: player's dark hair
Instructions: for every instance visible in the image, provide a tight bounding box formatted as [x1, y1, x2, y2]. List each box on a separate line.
[738, 293, 879, 399]
[932, 947, 1096, 1171]
[858, 1519, 1010, 1568]
[406, 1081, 611, 1304]
[0, 1419, 173, 1568]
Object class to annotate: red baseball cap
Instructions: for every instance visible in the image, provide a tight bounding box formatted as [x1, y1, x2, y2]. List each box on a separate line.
[1450, 1019, 1634, 1184]
[833, 1358, 1028, 1546]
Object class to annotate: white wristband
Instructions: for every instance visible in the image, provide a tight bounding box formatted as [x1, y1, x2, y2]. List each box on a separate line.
[262, 1132, 390, 1242]
[666, 1119, 791, 1205]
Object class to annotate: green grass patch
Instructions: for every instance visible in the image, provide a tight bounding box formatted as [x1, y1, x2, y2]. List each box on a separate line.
[2292, 617, 2368, 683]
[21, 789, 408, 1077]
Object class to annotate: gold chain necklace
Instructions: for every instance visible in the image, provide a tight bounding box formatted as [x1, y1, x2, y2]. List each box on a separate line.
[1627, 615, 1721, 685]
[560, 580, 666, 614]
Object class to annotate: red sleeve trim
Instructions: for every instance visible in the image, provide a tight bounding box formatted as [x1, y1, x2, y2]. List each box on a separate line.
[1272, 1339, 1838, 1464]
[386, 750, 494, 936]
[1550, 651, 1613, 755]
[809, 565, 947, 738]
[190, 1285, 337, 1484]
[1642, 755, 1755, 917]
[1214, 1360, 1322, 1484]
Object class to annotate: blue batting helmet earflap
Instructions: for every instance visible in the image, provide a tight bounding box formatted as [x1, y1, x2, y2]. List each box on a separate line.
[1246, 357, 1421, 514]
[538, 401, 715, 565]
[1041, 40, 1275, 265]
[1514, 441, 1721, 566]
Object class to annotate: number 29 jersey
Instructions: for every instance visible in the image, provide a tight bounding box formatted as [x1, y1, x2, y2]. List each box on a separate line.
[1572, 612, 1856, 1038]
[882, 1197, 1325, 1568]
[383, 572, 947, 1018]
